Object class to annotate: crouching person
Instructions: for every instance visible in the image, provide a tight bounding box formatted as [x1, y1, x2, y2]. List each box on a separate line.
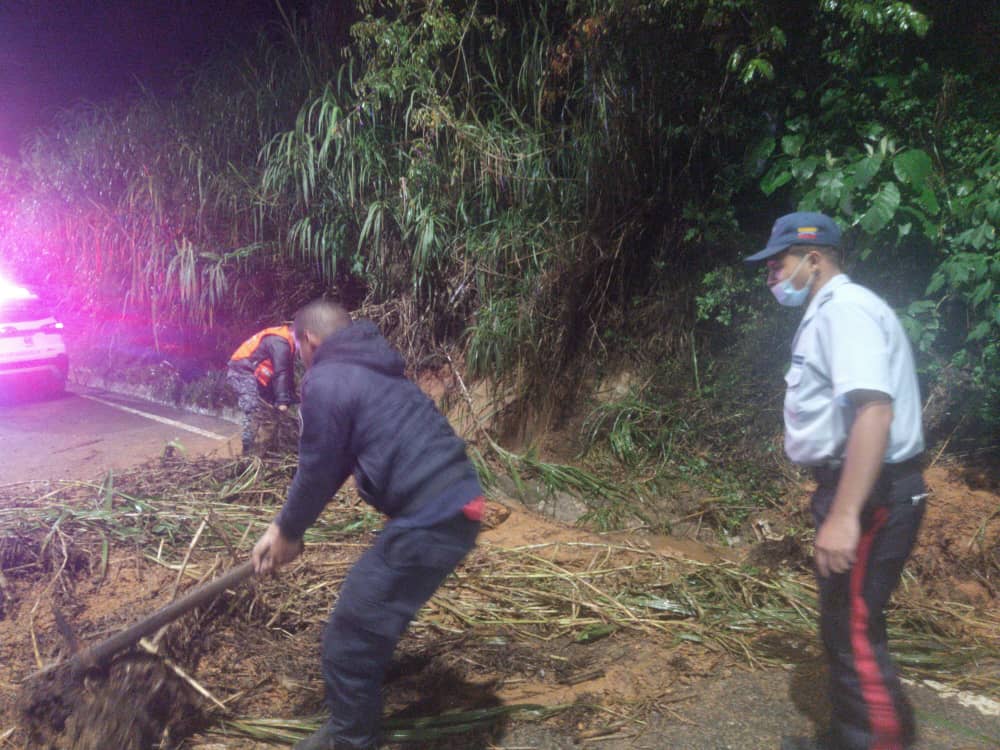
[251, 299, 484, 750]
[227, 324, 297, 454]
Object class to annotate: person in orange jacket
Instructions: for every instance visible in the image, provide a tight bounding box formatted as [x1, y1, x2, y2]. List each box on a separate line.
[226, 324, 297, 453]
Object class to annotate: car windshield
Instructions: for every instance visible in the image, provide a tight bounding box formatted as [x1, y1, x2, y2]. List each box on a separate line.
[0, 297, 51, 323]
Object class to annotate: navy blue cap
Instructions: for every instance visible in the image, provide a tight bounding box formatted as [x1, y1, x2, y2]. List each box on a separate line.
[745, 211, 842, 263]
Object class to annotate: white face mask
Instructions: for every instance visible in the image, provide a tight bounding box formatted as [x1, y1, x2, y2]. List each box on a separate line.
[769, 254, 814, 307]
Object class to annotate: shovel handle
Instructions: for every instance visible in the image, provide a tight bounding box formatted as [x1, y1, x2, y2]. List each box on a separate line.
[58, 560, 255, 676]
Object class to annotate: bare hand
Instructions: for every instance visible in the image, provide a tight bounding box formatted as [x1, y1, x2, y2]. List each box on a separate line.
[814, 512, 860, 577]
[277, 404, 288, 412]
[252, 522, 303, 576]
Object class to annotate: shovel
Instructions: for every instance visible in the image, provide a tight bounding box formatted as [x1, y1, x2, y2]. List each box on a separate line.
[32, 560, 255, 680]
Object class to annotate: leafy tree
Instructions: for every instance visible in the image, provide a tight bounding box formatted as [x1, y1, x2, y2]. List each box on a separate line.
[0, 0, 995, 438]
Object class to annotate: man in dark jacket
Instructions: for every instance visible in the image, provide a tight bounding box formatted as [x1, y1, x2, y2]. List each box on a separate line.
[251, 299, 483, 750]
[227, 325, 297, 453]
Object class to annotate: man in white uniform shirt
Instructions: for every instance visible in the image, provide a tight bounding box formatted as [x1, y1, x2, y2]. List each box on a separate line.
[745, 212, 926, 750]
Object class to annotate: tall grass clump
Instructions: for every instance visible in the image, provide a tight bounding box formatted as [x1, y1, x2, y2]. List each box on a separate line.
[0, 17, 334, 355]
[255, 0, 808, 405]
[1, 0, 995, 448]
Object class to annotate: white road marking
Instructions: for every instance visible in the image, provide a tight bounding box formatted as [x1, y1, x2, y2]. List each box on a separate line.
[78, 394, 230, 441]
[903, 678, 1000, 717]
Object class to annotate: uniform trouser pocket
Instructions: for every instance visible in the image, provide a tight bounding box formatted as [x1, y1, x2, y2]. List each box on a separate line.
[811, 470, 926, 750]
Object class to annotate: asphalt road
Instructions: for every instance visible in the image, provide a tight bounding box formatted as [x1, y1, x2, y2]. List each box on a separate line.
[491, 666, 1000, 750]
[0, 383, 239, 485]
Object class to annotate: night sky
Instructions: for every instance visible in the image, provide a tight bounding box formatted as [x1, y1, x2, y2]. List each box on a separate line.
[0, 0, 306, 155]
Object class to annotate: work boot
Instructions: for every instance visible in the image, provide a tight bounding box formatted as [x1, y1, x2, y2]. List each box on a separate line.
[293, 727, 373, 750]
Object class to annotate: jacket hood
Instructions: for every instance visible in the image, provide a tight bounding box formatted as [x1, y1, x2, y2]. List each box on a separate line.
[312, 320, 405, 376]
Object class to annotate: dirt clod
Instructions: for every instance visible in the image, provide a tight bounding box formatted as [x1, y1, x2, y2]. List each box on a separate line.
[20, 655, 204, 750]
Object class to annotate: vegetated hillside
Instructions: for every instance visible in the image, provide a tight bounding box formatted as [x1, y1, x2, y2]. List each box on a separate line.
[0, 0, 997, 528]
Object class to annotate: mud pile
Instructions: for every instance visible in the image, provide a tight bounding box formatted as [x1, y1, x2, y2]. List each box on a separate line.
[21, 655, 203, 750]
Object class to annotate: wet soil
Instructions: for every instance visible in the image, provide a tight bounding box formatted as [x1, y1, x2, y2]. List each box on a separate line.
[21, 655, 204, 750]
[0, 474, 996, 749]
[0, 388, 996, 748]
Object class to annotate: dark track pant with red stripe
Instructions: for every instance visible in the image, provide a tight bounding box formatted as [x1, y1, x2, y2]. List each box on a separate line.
[811, 467, 926, 750]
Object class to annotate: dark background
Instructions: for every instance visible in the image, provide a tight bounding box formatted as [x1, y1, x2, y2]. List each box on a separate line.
[0, 0, 309, 155]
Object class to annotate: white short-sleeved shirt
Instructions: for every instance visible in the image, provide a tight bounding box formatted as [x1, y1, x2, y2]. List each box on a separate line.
[784, 274, 924, 466]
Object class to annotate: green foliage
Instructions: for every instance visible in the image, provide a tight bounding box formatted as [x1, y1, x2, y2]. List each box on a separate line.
[581, 376, 784, 534]
[258, 0, 885, 392]
[821, 0, 930, 36]
[758, 70, 999, 421]
[584, 390, 688, 467]
[0, 0, 996, 474]
[4, 1, 967, 376]
[695, 268, 764, 328]
[680, 3, 1000, 432]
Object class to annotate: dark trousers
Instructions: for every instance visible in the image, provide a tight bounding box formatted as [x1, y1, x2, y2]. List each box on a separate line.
[811, 466, 926, 750]
[319, 511, 480, 749]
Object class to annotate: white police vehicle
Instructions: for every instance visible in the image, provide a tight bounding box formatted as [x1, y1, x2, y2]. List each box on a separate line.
[0, 278, 68, 392]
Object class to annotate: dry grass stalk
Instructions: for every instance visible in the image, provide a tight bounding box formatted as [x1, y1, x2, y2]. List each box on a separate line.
[0, 452, 997, 748]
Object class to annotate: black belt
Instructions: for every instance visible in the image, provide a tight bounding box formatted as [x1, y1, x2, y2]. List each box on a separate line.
[811, 455, 923, 486]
